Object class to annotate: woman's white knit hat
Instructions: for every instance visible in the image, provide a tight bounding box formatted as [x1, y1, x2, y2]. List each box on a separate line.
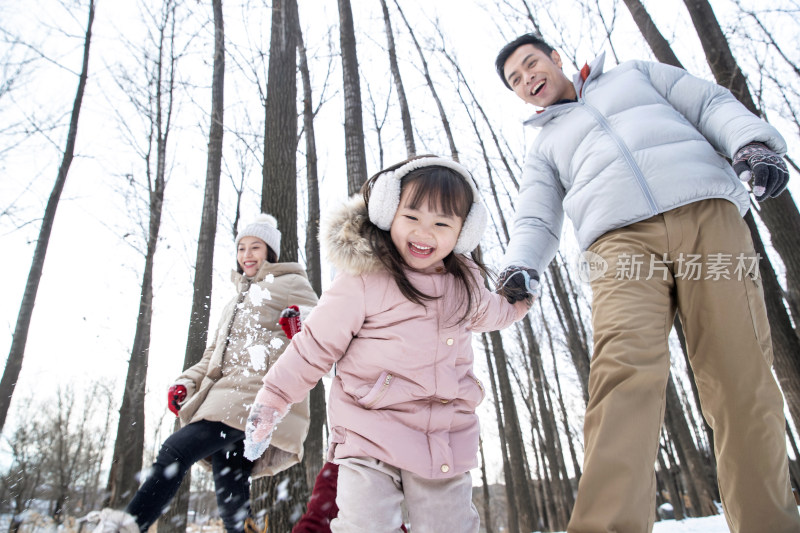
[367, 156, 488, 254]
[236, 214, 281, 260]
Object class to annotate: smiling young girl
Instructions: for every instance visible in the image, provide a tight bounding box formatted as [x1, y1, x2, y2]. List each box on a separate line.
[90, 214, 317, 533]
[243, 156, 531, 532]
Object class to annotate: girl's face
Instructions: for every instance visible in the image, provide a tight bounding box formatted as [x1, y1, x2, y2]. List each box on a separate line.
[237, 236, 269, 277]
[390, 185, 464, 270]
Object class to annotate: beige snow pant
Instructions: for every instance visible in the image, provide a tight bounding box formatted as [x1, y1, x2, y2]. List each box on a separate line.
[567, 199, 800, 533]
[331, 456, 479, 533]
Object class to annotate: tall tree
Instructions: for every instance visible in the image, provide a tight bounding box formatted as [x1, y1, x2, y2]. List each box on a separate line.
[378, 0, 415, 157]
[295, 13, 326, 488]
[619, 0, 682, 68]
[0, 0, 95, 434]
[252, 1, 310, 529]
[262, 0, 298, 261]
[160, 0, 224, 529]
[488, 329, 538, 533]
[338, 0, 368, 195]
[105, 0, 178, 509]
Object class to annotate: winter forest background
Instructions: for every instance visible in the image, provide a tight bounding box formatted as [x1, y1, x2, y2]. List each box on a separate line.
[2, 0, 800, 532]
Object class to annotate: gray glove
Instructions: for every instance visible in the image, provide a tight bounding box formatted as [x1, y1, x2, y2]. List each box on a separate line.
[496, 266, 540, 304]
[732, 142, 789, 201]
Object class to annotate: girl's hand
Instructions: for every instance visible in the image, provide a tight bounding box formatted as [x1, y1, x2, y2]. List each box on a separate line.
[244, 400, 288, 461]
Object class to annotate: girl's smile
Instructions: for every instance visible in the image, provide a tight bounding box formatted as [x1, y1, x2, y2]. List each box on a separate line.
[390, 185, 464, 270]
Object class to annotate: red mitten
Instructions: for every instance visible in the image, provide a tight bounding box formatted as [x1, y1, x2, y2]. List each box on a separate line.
[279, 305, 301, 339]
[167, 384, 187, 416]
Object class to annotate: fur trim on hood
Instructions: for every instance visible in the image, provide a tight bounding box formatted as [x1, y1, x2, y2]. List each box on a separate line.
[320, 195, 384, 276]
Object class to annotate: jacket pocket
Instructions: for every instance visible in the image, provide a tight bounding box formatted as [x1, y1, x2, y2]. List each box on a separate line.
[357, 371, 393, 409]
[458, 371, 486, 412]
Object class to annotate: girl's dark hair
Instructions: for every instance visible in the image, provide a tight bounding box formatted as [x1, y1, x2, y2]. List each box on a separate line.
[235, 246, 279, 275]
[360, 155, 489, 324]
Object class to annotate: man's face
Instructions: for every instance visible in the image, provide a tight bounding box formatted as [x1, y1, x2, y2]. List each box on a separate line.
[503, 44, 576, 107]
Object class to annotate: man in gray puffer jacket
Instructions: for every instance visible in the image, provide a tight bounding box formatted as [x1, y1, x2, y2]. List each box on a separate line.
[494, 33, 800, 533]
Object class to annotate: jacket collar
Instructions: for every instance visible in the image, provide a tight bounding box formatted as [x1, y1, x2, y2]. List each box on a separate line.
[321, 195, 384, 276]
[523, 51, 606, 128]
[231, 260, 307, 289]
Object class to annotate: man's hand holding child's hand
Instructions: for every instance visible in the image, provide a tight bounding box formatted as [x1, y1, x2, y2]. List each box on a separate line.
[496, 266, 540, 304]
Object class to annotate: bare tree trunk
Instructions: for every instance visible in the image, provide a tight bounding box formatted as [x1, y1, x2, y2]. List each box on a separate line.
[548, 261, 591, 404]
[0, 0, 95, 434]
[663, 375, 718, 517]
[521, 317, 572, 529]
[481, 333, 520, 533]
[479, 439, 495, 533]
[337, 0, 368, 195]
[541, 308, 582, 484]
[378, 0, 415, 157]
[295, 15, 325, 489]
[160, 1, 224, 529]
[657, 446, 686, 520]
[488, 329, 537, 532]
[620, 0, 682, 68]
[262, 0, 299, 262]
[438, 39, 520, 190]
[254, 2, 310, 527]
[297, 24, 321, 296]
[106, 0, 178, 508]
[392, 0, 458, 161]
[181, 0, 225, 386]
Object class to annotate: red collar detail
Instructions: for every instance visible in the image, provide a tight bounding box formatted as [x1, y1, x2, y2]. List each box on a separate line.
[579, 63, 591, 98]
[580, 63, 591, 81]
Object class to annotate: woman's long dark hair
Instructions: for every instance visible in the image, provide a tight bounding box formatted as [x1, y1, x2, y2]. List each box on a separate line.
[361, 155, 490, 324]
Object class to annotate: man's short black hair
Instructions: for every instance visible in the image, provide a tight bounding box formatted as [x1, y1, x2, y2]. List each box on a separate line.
[495, 33, 555, 90]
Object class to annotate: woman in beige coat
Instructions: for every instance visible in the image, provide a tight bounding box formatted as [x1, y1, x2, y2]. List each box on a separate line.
[93, 214, 317, 533]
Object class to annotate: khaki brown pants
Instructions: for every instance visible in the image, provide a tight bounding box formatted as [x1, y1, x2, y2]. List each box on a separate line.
[568, 199, 800, 533]
[332, 456, 479, 533]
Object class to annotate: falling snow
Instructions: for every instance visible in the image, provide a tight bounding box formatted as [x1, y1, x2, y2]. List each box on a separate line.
[164, 462, 179, 480]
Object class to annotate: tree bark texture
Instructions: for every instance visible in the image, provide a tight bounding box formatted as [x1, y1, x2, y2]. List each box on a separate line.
[255, 0, 310, 527]
[262, 0, 299, 262]
[481, 333, 520, 533]
[488, 329, 537, 533]
[295, 14, 325, 489]
[337, 0, 368, 195]
[663, 375, 718, 517]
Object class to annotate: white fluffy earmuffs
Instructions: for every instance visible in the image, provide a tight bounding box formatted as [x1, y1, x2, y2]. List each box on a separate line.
[367, 157, 488, 254]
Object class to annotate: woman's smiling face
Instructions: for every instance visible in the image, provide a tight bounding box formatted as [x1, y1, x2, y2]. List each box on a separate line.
[237, 236, 268, 276]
